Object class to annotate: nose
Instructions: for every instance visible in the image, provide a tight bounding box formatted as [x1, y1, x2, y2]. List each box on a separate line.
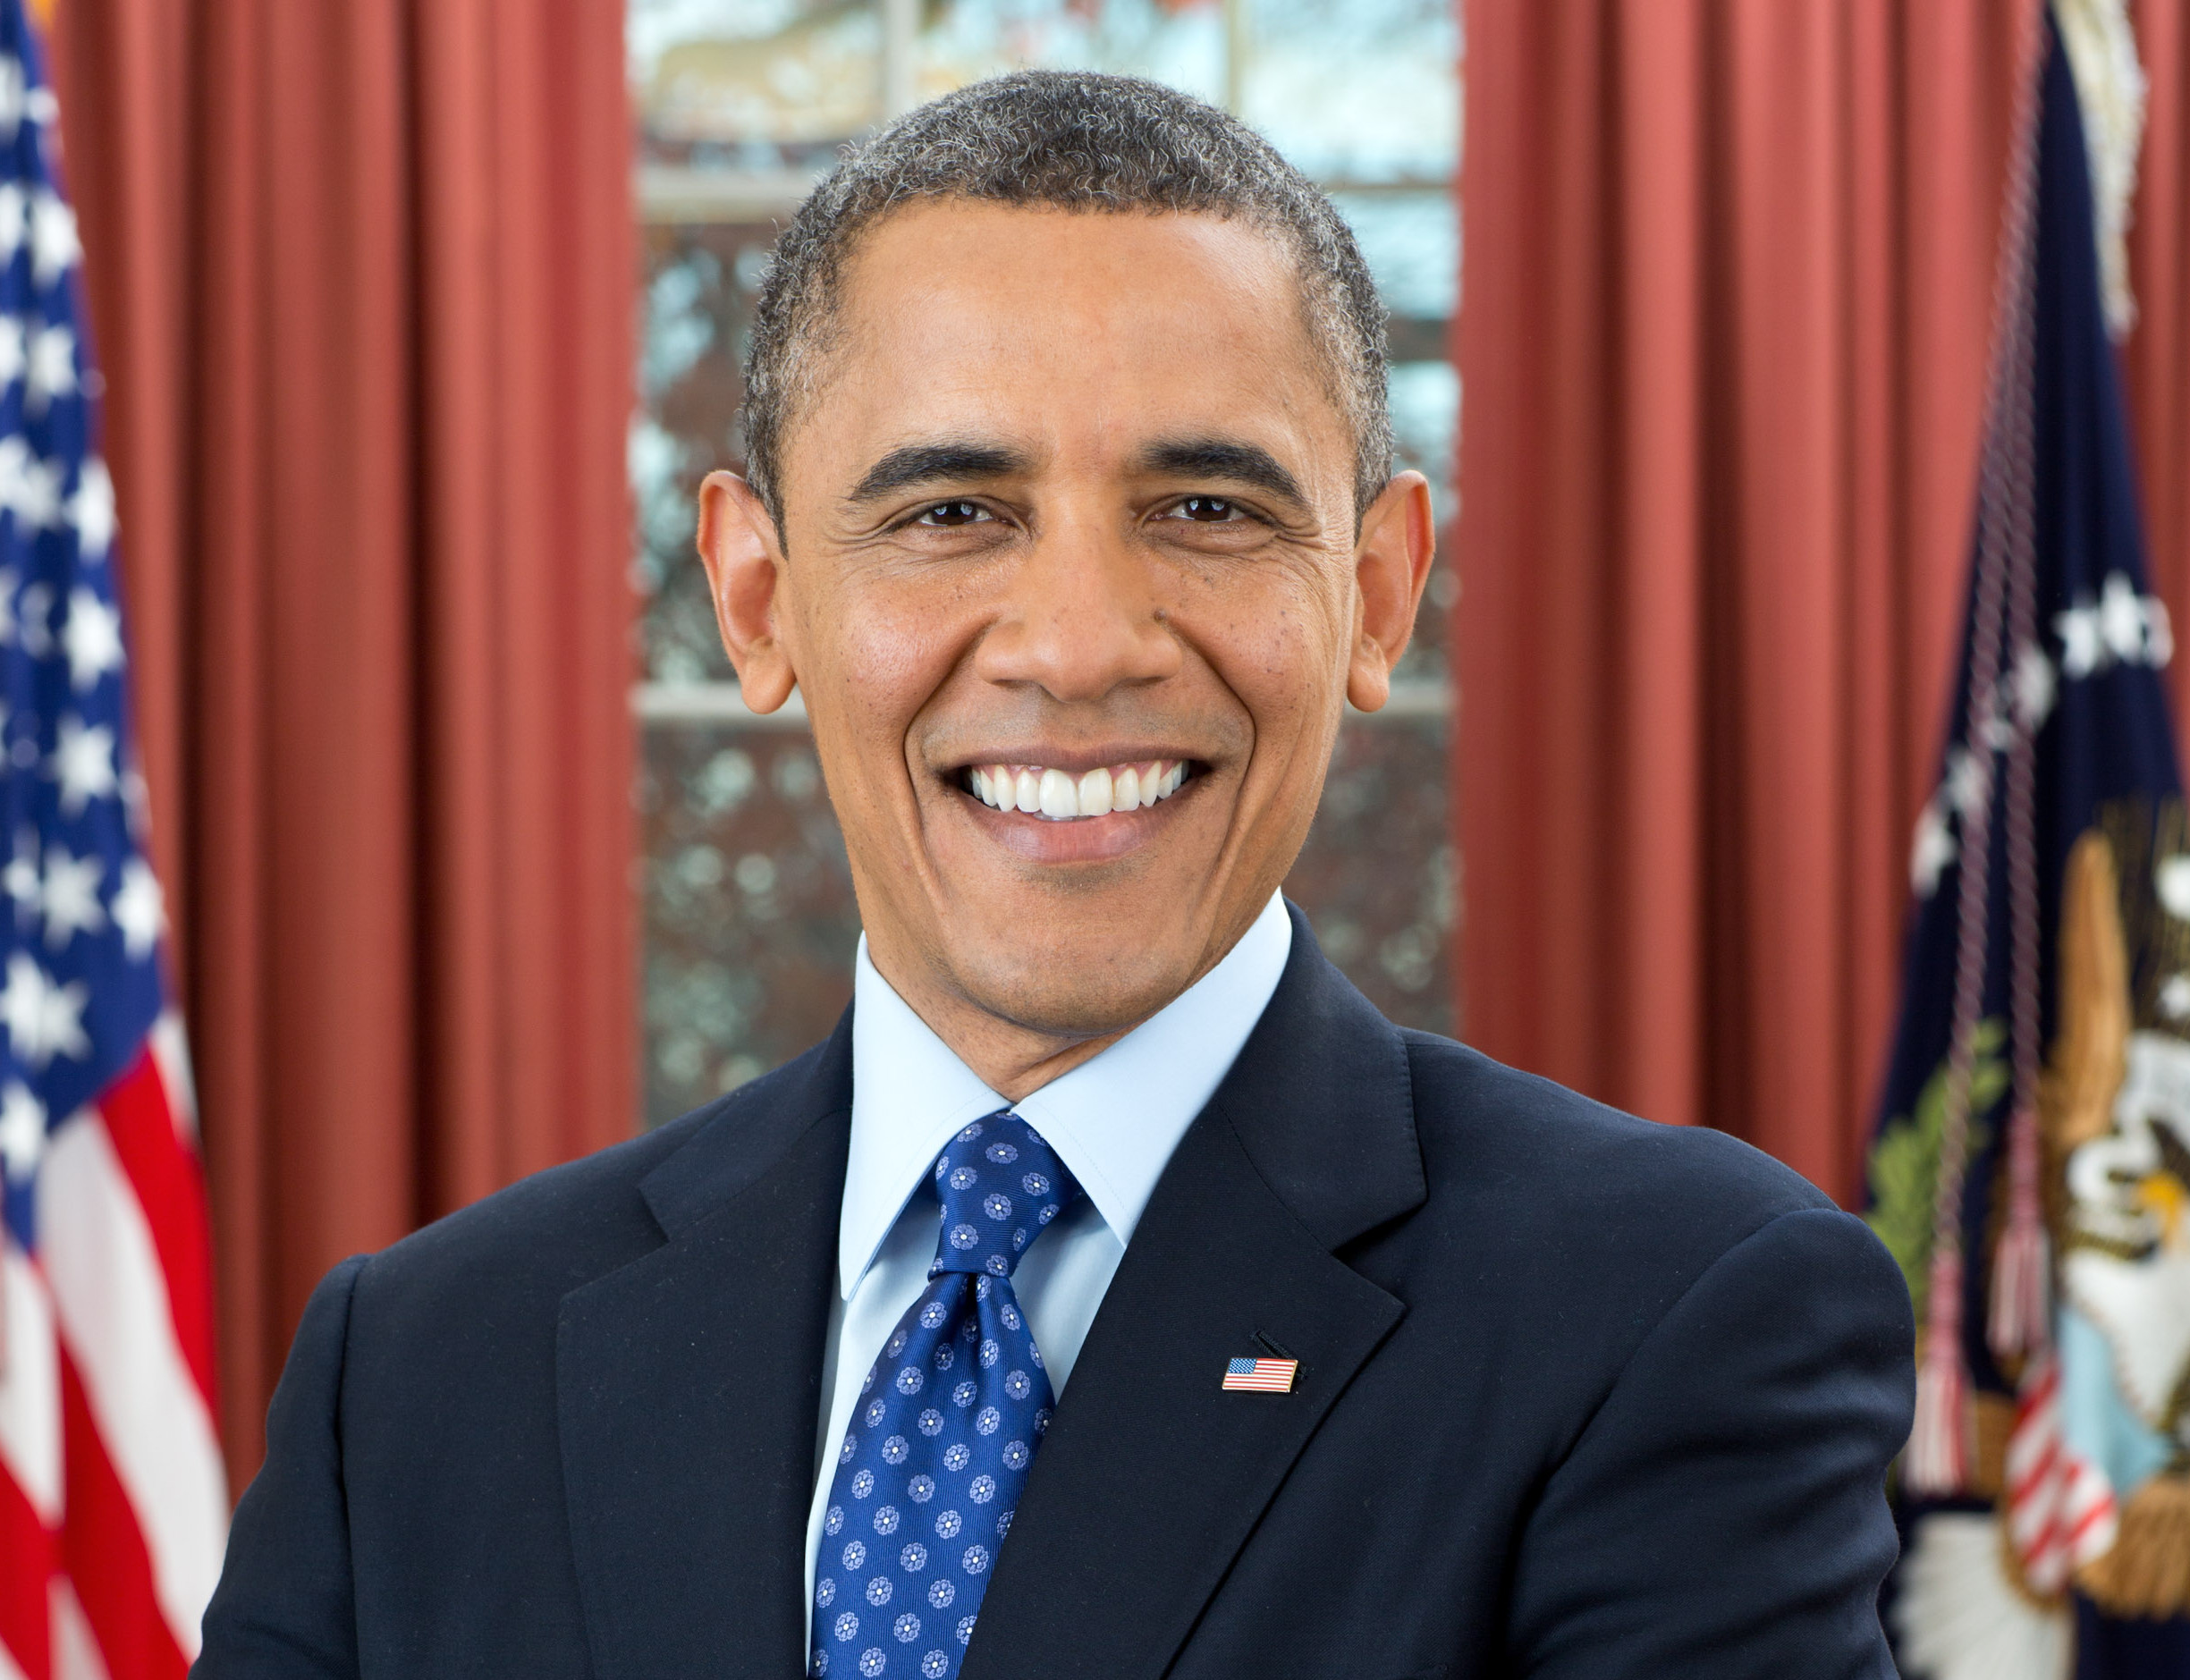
[973, 515, 1180, 702]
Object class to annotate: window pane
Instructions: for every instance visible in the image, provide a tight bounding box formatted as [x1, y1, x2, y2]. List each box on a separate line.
[915, 0, 1228, 107]
[632, 0, 884, 166]
[641, 722, 861, 1122]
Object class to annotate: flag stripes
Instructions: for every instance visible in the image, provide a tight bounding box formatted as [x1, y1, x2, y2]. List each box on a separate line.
[0, 1458, 52, 1679]
[42, 1070, 225, 1651]
[90, 1054, 215, 1410]
[1221, 1356, 1298, 1393]
[0, 4, 226, 1673]
[2, 1039, 216, 1676]
[59, 1347, 188, 1679]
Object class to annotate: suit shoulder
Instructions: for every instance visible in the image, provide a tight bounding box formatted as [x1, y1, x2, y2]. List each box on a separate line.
[1396, 1027, 1837, 1239]
[359, 1035, 841, 1299]
[1370, 1031, 1889, 1406]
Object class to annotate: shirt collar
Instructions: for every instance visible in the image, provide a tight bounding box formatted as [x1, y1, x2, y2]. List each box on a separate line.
[841, 891, 1293, 1298]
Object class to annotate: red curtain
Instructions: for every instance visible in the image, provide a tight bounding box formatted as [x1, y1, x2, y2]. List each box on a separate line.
[2129, 4, 2190, 646]
[1455, 2, 2025, 1203]
[1458, 2, 2190, 1205]
[47, 1, 638, 1484]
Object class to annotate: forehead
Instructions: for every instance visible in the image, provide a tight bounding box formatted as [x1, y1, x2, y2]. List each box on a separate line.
[791, 201, 1348, 488]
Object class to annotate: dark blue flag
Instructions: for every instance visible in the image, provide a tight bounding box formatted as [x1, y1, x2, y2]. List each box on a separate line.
[1869, 13, 2190, 1677]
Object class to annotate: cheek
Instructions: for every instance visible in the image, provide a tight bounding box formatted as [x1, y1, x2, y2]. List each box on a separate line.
[1188, 565, 1351, 752]
[802, 577, 978, 776]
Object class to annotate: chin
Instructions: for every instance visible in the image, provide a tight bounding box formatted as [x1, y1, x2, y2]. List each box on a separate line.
[946, 938, 1197, 1043]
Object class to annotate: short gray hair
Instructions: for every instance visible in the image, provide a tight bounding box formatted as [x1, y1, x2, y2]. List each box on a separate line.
[741, 71, 1392, 527]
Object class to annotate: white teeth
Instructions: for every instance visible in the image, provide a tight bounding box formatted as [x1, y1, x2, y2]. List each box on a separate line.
[968, 758, 1189, 819]
[1077, 766, 1113, 817]
[1038, 768, 1076, 819]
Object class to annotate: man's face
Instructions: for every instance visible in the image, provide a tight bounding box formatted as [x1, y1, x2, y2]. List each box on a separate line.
[701, 202, 1431, 1075]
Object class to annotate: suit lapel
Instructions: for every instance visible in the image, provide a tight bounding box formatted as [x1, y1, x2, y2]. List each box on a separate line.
[556, 1015, 854, 1680]
[962, 911, 1425, 1680]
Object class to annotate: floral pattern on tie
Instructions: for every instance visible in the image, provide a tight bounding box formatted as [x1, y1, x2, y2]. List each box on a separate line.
[811, 1111, 1080, 1680]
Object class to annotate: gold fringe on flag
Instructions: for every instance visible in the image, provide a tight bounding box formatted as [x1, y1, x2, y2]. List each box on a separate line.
[2078, 1473, 2190, 1618]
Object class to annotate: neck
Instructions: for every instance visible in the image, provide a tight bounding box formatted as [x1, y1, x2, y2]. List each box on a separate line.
[866, 949, 1136, 1102]
[859, 893, 1278, 1102]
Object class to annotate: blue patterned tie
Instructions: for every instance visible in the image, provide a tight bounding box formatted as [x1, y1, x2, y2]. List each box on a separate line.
[811, 1111, 1081, 1680]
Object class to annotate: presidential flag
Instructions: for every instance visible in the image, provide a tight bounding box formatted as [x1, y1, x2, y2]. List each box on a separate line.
[1867, 7, 2190, 1676]
[0, 7, 226, 1678]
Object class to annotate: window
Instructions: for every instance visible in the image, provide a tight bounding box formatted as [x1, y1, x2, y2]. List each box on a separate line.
[630, 0, 1460, 1126]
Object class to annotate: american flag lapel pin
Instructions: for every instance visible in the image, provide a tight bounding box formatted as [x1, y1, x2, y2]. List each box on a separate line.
[1222, 1355, 1298, 1394]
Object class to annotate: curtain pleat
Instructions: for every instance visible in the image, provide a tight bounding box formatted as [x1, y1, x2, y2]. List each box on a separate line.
[48, 0, 636, 1489]
[1455, 0, 2025, 1201]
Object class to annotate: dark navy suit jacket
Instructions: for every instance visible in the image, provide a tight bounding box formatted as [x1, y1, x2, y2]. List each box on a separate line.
[196, 908, 1915, 1678]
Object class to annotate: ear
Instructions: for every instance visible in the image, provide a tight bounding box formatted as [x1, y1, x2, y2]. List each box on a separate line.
[696, 470, 799, 713]
[1345, 470, 1436, 713]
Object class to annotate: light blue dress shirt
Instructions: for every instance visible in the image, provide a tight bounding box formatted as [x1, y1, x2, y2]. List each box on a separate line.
[801, 891, 1294, 1640]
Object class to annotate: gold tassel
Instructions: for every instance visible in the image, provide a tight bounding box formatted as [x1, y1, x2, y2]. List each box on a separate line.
[2077, 1473, 2190, 1617]
[1971, 1392, 2017, 1502]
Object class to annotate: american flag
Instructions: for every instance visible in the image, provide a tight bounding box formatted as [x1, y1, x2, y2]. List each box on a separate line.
[1221, 1357, 1298, 1394]
[0, 8, 225, 1679]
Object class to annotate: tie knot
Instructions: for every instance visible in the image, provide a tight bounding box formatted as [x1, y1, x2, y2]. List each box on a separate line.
[928, 1110, 1079, 1279]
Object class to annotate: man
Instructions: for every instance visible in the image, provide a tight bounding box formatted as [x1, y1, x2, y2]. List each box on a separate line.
[198, 72, 1913, 1679]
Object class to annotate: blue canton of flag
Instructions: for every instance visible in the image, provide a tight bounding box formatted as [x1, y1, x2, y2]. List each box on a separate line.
[0, 10, 160, 1252]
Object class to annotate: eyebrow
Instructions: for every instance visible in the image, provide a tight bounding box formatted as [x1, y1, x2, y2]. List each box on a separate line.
[846, 441, 1032, 504]
[1135, 437, 1307, 508]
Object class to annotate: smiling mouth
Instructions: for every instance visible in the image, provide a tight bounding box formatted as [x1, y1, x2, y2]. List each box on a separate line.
[963, 759, 1193, 822]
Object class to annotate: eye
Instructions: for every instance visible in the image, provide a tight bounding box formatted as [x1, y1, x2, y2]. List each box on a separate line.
[913, 501, 991, 527]
[1168, 496, 1244, 523]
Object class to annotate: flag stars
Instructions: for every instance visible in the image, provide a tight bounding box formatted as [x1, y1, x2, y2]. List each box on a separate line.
[0, 315, 23, 390]
[0, 61, 52, 147]
[0, 438, 61, 529]
[1944, 747, 1990, 817]
[1911, 804, 1957, 899]
[2101, 576, 2152, 663]
[2011, 643, 2057, 732]
[0, 56, 23, 146]
[2055, 572, 2174, 679]
[0, 950, 88, 1068]
[61, 588, 123, 690]
[48, 713, 117, 815]
[2057, 601, 2104, 676]
[112, 857, 164, 960]
[23, 321, 73, 410]
[39, 846, 105, 950]
[29, 190, 78, 288]
[69, 460, 114, 559]
[0, 1078, 44, 1182]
